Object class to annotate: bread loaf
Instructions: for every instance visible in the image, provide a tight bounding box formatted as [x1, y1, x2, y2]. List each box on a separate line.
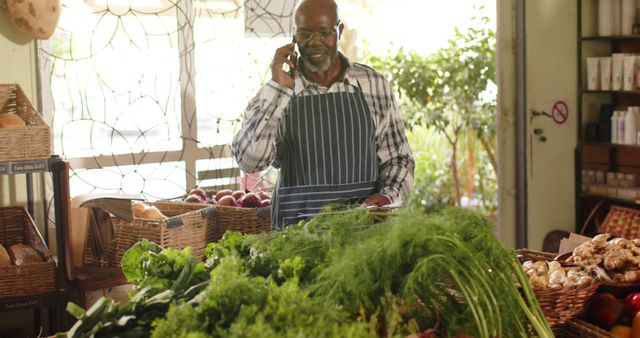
[132, 201, 146, 218]
[0, 113, 26, 128]
[8, 244, 44, 265]
[0, 244, 11, 266]
[141, 206, 167, 220]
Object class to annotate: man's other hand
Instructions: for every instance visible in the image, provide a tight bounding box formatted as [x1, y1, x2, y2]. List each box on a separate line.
[360, 193, 391, 209]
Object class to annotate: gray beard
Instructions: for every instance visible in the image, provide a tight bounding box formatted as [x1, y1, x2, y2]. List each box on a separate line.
[302, 54, 332, 73]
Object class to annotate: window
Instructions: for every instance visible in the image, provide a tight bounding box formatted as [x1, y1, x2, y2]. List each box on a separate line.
[39, 0, 497, 202]
[38, 0, 293, 199]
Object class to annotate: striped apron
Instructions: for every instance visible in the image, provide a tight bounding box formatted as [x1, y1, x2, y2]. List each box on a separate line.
[272, 84, 378, 229]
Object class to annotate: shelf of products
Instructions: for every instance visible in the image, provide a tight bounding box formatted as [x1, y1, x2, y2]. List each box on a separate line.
[576, 0, 640, 235]
[0, 156, 73, 335]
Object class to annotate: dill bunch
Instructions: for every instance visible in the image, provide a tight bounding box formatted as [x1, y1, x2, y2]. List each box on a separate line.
[308, 207, 552, 337]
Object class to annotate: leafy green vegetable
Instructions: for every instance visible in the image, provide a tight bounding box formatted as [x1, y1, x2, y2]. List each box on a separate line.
[121, 239, 162, 282]
[152, 257, 377, 338]
[61, 207, 552, 338]
[60, 241, 210, 338]
[122, 240, 208, 292]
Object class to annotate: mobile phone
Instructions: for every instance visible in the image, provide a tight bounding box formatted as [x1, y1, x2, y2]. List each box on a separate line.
[287, 39, 298, 77]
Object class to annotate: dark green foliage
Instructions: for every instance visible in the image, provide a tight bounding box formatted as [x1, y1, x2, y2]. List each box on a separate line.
[60, 207, 551, 338]
[58, 241, 210, 338]
[366, 12, 497, 213]
[152, 257, 376, 338]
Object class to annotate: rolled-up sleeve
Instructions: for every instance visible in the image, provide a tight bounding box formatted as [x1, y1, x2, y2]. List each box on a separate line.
[376, 80, 415, 205]
[232, 81, 293, 173]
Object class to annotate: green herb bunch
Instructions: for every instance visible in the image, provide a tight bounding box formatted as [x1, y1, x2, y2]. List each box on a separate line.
[309, 208, 551, 337]
[152, 256, 378, 338]
[59, 207, 552, 338]
[204, 208, 375, 285]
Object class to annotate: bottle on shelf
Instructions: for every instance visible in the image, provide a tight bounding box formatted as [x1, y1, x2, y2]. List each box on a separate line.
[612, 110, 620, 143]
[619, 110, 626, 143]
[622, 0, 635, 35]
[599, 0, 614, 36]
[625, 107, 637, 144]
[613, 53, 625, 91]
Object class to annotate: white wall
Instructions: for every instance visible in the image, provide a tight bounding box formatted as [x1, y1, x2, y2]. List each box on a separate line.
[496, 0, 579, 251]
[525, 0, 578, 251]
[496, 0, 518, 249]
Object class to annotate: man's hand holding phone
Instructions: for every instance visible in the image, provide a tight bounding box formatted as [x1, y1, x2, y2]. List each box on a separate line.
[271, 42, 298, 89]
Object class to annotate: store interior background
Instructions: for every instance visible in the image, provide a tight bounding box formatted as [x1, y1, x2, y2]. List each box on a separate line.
[0, 0, 584, 331]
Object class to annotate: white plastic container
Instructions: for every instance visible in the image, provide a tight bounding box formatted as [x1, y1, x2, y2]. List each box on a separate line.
[601, 56, 613, 90]
[587, 57, 600, 90]
[619, 110, 627, 142]
[626, 107, 638, 144]
[614, 0, 623, 35]
[636, 55, 640, 88]
[613, 53, 625, 90]
[596, 171, 606, 184]
[623, 55, 637, 91]
[612, 111, 618, 143]
[623, 0, 636, 35]
[600, 0, 615, 36]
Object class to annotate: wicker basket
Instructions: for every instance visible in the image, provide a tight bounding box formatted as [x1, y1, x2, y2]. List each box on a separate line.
[84, 201, 272, 267]
[554, 318, 615, 338]
[516, 249, 601, 326]
[0, 84, 51, 162]
[201, 205, 271, 243]
[169, 190, 272, 243]
[0, 207, 57, 298]
[84, 201, 211, 267]
[200, 189, 272, 242]
[598, 205, 640, 239]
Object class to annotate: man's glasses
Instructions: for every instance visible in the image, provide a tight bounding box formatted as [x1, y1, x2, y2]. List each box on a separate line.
[294, 28, 337, 43]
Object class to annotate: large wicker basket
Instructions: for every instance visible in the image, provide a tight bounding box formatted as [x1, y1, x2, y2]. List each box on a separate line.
[84, 201, 211, 267]
[554, 318, 615, 338]
[0, 207, 57, 298]
[0, 84, 51, 162]
[84, 201, 272, 267]
[598, 205, 640, 239]
[516, 249, 601, 326]
[201, 205, 271, 243]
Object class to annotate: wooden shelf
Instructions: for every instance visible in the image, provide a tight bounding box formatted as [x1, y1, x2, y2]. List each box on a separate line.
[582, 35, 640, 41]
[583, 142, 640, 149]
[580, 143, 640, 172]
[582, 90, 640, 94]
[72, 266, 128, 291]
[0, 290, 71, 312]
[580, 193, 640, 205]
[0, 156, 74, 334]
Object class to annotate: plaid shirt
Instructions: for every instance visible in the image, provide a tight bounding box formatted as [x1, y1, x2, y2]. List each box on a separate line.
[232, 54, 414, 205]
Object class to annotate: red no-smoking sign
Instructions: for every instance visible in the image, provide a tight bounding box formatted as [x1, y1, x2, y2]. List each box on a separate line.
[551, 101, 569, 125]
